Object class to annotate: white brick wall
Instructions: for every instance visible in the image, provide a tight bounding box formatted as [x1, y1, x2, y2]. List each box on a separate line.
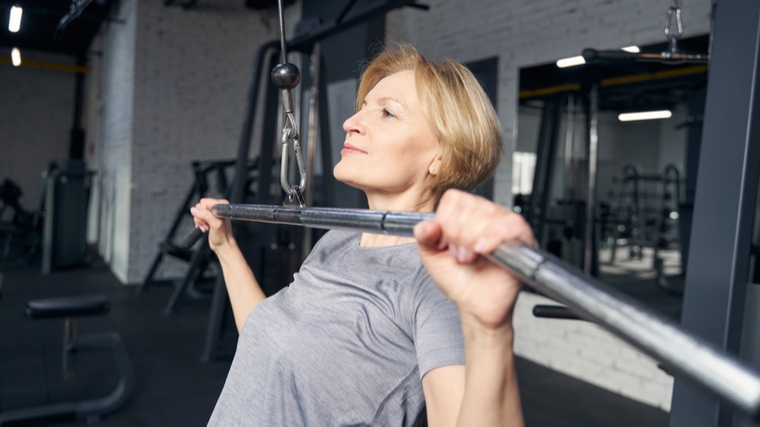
[387, 0, 711, 410]
[514, 291, 674, 410]
[386, 0, 711, 207]
[84, 34, 104, 244]
[126, 0, 301, 283]
[0, 50, 77, 213]
[89, 0, 300, 283]
[96, 0, 138, 283]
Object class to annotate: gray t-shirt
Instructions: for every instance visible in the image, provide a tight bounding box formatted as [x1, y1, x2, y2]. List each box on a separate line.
[208, 230, 465, 426]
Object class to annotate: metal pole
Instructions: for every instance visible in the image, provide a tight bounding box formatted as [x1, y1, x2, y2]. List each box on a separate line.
[583, 85, 599, 274]
[535, 98, 563, 247]
[302, 43, 322, 260]
[70, 55, 86, 159]
[200, 45, 278, 363]
[670, 0, 760, 426]
[231, 41, 279, 205]
[563, 94, 575, 201]
[305, 43, 321, 211]
[209, 202, 760, 420]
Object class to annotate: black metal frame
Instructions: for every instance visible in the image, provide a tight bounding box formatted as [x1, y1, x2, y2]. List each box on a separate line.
[526, 95, 563, 247]
[201, 45, 282, 362]
[137, 160, 241, 295]
[465, 57, 499, 201]
[669, 0, 760, 426]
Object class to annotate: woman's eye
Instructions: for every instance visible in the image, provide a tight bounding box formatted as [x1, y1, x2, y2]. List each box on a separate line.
[382, 109, 395, 118]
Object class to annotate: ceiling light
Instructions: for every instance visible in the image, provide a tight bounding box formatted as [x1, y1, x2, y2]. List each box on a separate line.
[9, 5, 22, 33]
[622, 46, 640, 53]
[618, 110, 672, 122]
[556, 56, 585, 68]
[11, 47, 21, 66]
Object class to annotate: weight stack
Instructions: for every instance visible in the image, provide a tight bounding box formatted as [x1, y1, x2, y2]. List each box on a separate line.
[42, 160, 93, 273]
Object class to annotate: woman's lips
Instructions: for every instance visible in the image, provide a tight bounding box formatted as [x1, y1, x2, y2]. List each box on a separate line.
[341, 142, 366, 155]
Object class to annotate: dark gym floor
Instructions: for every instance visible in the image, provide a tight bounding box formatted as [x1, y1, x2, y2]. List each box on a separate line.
[0, 259, 670, 427]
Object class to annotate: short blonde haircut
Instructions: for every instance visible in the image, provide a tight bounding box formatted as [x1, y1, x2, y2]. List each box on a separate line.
[356, 43, 502, 193]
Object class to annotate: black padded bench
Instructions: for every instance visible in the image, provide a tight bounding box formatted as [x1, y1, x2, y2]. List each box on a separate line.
[0, 294, 134, 426]
[26, 294, 111, 319]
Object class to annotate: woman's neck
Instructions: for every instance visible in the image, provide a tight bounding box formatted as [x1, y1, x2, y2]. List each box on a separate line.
[359, 187, 439, 247]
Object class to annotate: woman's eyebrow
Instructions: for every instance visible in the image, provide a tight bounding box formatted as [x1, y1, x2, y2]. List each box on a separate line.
[376, 96, 408, 111]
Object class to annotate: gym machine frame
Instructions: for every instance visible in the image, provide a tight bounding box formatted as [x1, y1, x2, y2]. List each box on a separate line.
[192, 0, 760, 422]
[668, 1, 760, 426]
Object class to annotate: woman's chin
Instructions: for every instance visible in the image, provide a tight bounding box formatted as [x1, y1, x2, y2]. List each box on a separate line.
[333, 162, 362, 188]
[334, 176, 366, 192]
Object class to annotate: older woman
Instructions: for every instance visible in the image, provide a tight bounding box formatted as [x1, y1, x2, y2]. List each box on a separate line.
[191, 44, 534, 427]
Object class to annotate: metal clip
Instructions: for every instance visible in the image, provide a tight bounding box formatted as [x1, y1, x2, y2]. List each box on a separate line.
[662, 4, 684, 58]
[664, 6, 683, 40]
[280, 107, 307, 207]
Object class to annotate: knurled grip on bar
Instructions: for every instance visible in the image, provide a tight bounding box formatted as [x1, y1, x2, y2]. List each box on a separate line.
[211, 204, 435, 236]
[185, 203, 760, 419]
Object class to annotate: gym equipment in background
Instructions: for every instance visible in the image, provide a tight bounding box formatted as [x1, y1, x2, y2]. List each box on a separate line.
[138, 159, 260, 315]
[0, 295, 134, 425]
[41, 160, 94, 273]
[0, 179, 42, 270]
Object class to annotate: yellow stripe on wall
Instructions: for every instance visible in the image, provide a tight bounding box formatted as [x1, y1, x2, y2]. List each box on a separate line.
[601, 65, 707, 87]
[0, 57, 90, 73]
[519, 83, 581, 99]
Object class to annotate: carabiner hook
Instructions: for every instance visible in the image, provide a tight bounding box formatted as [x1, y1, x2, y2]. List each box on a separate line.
[663, 4, 684, 58]
[664, 5, 683, 40]
[279, 110, 307, 207]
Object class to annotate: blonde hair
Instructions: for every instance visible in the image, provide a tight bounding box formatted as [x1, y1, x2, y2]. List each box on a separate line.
[356, 43, 502, 192]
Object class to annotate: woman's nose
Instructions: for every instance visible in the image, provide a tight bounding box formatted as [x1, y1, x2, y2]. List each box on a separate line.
[343, 111, 365, 135]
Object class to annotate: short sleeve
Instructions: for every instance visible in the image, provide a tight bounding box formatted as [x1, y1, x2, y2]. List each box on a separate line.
[411, 268, 465, 378]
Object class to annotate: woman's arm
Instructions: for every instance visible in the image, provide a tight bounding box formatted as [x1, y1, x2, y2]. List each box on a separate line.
[191, 198, 266, 332]
[456, 317, 522, 426]
[420, 323, 521, 427]
[415, 189, 534, 427]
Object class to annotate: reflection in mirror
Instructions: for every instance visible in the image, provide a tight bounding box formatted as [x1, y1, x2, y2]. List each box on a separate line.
[516, 35, 710, 321]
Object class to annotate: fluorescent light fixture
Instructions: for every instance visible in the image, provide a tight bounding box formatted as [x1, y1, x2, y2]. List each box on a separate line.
[11, 47, 21, 66]
[9, 5, 22, 33]
[556, 55, 585, 68]
[618, 110, 672, 122]
[622, 45, 640, 53]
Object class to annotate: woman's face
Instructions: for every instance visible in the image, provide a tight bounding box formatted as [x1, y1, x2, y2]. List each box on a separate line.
[333, 70, 440, 199]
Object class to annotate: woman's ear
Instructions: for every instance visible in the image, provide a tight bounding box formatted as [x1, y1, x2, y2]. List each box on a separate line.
[429, 158, 442, 176]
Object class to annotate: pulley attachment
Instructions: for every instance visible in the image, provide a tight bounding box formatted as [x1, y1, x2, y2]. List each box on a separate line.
[581, 0, 708, 65]
[273, 0, 307, 207]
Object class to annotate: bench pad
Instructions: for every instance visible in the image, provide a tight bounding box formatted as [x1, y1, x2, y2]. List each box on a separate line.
[26, 294, 110, 319]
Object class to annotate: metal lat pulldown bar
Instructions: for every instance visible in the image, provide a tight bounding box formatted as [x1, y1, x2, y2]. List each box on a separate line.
[208, 202, 760, 421]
